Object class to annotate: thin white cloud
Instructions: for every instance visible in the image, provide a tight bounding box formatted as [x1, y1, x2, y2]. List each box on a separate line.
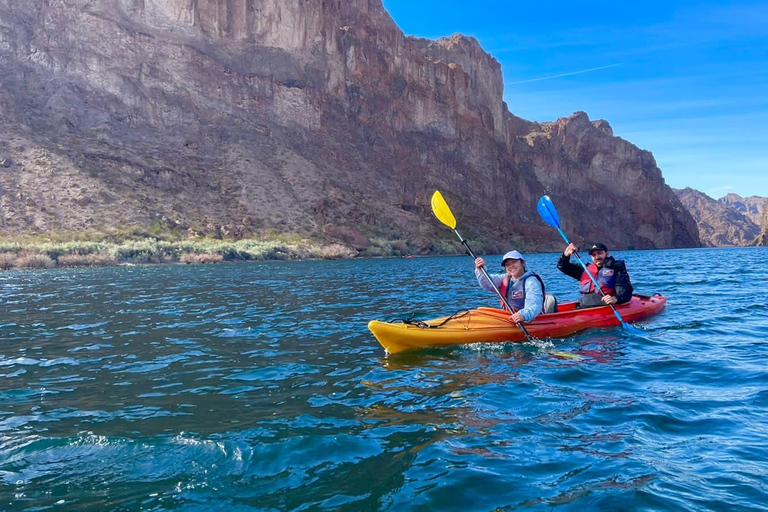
[506, 64, 622, 85]
[708, 185, 734, 196]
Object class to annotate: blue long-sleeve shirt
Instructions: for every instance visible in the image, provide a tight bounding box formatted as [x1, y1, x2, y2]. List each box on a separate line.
[475, 269, 544, 322]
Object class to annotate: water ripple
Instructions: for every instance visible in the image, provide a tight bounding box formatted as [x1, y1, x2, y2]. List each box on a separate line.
[1, 250, 768, 510]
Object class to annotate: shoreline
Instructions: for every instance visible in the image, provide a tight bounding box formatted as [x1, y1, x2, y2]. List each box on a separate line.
[0, 236, 463, 271]
[2, 236, 736, 271]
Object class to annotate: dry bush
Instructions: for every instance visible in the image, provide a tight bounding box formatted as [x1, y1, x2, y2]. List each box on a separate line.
[57, 251, 116, 267]
[57, 253, 90, 267]
[86, 252, 116, 266]
[320, 243, 356, 259]
[198, 253, 223, 264]
[0, 252, 16, 269]
[180, 252, 199, 264]
[15, 252, 55, 269]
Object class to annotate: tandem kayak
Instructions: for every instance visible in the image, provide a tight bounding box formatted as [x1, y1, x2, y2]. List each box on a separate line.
[368, 294, 666, 355]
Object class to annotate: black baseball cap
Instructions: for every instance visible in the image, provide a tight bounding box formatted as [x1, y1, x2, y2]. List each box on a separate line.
[588, 243, 608, 254]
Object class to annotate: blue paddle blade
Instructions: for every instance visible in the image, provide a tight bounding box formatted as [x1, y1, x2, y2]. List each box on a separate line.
[609, 306, 645, 334]
[622, 322, 646, 335]
[537, 193, 647, 338]
[537, 195, 561, 228]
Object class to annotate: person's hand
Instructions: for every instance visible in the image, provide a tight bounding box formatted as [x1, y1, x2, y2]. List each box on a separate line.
[601, 295, 617, 305]
[564, 243, 578, 257]
[510, 312, 524, 324]
[475, 257, 485, 269]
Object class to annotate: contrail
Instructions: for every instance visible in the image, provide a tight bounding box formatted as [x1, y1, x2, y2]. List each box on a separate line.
[507, 64, 622, 85]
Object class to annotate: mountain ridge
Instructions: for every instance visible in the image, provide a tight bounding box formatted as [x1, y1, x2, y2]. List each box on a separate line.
[0, 0, 701, 252]
[674, 188, 763, 247]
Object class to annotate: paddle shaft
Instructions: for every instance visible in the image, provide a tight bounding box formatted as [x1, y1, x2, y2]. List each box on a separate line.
[552, 227, 630, 327]
[451, 228, 534, 339]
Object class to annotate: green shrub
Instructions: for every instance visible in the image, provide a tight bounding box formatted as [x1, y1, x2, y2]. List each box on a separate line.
[430, 240, 463, 255]
[0, 234, 369, 266]
[0, 242, 22, 253]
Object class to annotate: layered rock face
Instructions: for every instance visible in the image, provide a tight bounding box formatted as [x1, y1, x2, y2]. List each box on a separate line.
[719, 193, 766, 226]
[674, 188, 761, 247]
[521, 113, 699, 249]
[0, 0, 700, 250]
[756, 198, 768, 246]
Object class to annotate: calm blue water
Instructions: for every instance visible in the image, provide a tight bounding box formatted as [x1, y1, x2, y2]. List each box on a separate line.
[2, 247, 768, 511]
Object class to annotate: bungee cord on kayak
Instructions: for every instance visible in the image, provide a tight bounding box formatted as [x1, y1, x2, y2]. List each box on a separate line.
[396, 310, 472, 329]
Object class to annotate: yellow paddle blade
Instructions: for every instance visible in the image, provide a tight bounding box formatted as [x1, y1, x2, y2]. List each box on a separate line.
[431, 190, 457, 229]
[550, 350, 583, 361]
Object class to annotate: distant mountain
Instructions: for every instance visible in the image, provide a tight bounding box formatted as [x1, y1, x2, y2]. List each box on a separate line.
[757, 200, 768, 247]
[718, 194, 766, 225]
[674, 188, 761, 247]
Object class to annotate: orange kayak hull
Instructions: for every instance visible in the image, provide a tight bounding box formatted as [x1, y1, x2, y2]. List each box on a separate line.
[368, 294, 666, 355]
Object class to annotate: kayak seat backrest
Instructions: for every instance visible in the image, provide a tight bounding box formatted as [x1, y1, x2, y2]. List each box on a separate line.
[543, 294, 558, 314]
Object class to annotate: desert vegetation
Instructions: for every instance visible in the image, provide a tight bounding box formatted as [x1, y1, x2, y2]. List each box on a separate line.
[0, 234, 470, 270]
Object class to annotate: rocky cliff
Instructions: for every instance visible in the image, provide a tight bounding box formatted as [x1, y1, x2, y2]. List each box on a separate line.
[756, 198, 768, 246]
[719, 193, 766, 226]
[0, 0, 700, 251]
[674, 188, 760, 247]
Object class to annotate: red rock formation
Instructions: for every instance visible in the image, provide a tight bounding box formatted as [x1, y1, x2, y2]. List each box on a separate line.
[0, 0, 700, 251]
[756, 198, 768, 246]
[719, 193, 766, 225]
[675, 188, 760, 247]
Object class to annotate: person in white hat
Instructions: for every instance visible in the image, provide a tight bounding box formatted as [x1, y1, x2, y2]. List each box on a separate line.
[474, 250, 548, 323]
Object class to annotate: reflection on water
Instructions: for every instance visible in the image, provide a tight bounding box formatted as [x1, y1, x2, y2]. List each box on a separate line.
[1, 248, 768, 510]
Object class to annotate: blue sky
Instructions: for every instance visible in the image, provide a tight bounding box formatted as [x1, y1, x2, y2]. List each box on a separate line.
[381, 0, 768, 199]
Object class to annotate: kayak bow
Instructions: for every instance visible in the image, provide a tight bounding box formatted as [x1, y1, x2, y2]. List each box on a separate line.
[368, 294, 666, 355]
